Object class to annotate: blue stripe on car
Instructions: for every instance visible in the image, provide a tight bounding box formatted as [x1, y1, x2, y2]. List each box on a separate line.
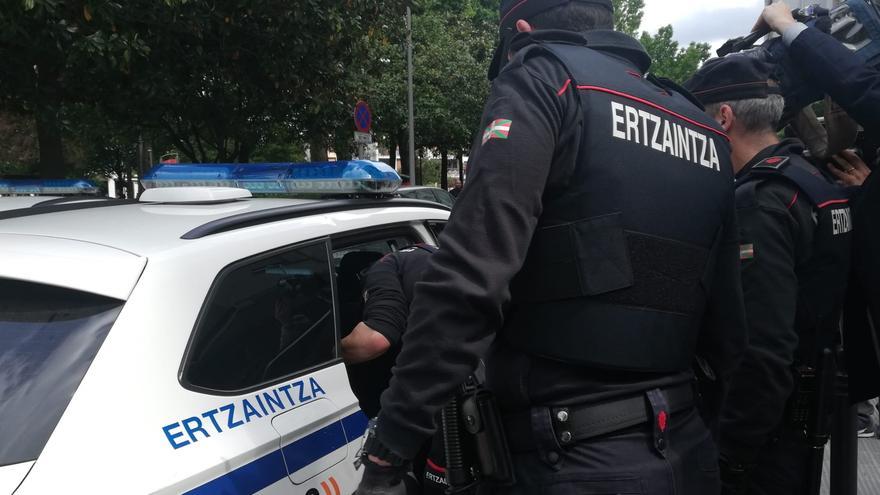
[185, 411, 369, 495]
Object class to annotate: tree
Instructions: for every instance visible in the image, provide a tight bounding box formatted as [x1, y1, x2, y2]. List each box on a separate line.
[612, 0, 711, 84]
[0, 111, 38, 175]
[0, 0, 150, 177]
[640, 26, 711, 84]
[612, 0, 645, 37]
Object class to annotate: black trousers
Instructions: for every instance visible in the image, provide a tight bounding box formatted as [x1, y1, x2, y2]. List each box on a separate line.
[489, 407, 720, 495]
[725, 437, 812, 495]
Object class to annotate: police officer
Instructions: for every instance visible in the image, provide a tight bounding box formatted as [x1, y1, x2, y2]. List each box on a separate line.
[685, 56, 853, 495]
[341, 244, 437, 417]
[340, 245, 448, 495]
[756, 1, 880, 134]
[356, 1, 747, 494]
[757, 1, 880, 414]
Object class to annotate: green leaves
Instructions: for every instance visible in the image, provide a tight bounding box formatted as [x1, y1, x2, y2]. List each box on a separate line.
[640, 25, 711, 84]
[612, 0, 711, 84]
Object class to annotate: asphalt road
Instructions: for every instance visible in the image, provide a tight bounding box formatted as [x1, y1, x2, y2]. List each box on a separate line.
[821, 436, 880, 495]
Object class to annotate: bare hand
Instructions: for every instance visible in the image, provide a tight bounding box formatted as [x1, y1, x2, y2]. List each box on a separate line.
[829, 150, 872, 187]
[754, 1, 798, 35]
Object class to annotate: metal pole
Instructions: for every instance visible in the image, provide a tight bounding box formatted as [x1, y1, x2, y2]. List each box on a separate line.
[830, 352, 858, 495]
[137, 133, 144, 180]
[406, 5, 416, 185]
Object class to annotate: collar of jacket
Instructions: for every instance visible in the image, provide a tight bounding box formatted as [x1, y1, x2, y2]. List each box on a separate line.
[508, 29, 652, 74]
[737, 138, 806, 180]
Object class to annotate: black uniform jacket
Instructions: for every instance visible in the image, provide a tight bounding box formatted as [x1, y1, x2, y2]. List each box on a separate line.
[348, 246, 434, 418]
[720, 140, 823, 462]
[375, 29, 746, 459]
[790, 26, 880, 134]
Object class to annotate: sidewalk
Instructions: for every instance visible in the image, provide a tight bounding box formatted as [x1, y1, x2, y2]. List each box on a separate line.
[821, 437, 880, 494]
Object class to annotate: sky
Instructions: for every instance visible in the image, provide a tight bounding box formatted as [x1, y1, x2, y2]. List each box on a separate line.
[639, 0, 768, 52]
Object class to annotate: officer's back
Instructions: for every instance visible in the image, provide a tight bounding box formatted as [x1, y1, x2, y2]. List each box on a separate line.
[354, 2, 747, 494]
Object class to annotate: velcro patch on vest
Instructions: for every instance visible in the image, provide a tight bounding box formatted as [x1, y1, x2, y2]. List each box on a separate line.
[740, 243, 755, 260]
[754, 156, 790, 170]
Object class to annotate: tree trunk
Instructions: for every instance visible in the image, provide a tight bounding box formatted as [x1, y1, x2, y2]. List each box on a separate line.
[310, 136, 328, 162]
[388, 137, 397, 172]
[35, 110, 65, 178]
[397, 130, 411, 184]
[440, 149, 449, 190]
[456, 151, 464, 182]
[34, 57, 66, 178]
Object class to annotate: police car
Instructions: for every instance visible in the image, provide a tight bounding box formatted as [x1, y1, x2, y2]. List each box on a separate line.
[0, 162, 449, 495]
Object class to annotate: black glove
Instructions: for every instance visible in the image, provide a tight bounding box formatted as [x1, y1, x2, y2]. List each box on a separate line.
[354, 456, 418, 495]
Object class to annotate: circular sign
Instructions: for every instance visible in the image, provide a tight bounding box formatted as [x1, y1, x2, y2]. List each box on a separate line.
[354, 100, 372, 133]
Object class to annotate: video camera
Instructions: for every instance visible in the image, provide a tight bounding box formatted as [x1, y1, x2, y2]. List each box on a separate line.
[718, 1, 880, 124]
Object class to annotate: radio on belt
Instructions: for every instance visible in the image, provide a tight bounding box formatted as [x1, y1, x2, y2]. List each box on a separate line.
[142, 160, 402, 195]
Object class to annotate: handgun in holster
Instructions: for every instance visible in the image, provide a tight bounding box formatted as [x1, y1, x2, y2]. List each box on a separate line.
[440, 375, 516, 494]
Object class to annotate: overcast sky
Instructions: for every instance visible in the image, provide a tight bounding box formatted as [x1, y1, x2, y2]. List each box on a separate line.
[640, 0, 767, 51]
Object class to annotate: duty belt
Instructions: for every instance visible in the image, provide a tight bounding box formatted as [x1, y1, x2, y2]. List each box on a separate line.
[503, 383, 695, 453]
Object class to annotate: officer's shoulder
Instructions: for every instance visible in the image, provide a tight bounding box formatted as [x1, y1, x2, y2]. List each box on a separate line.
[750, 155, 822, 212]
[500, 44, 571, 92]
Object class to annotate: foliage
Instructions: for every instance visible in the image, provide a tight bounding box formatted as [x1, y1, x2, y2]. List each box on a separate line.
[358, 0, 495, 185]
[0, 111, 38, 175]
[612, 0, 645, 37]
[613, 0, 711, 84]
[640, 26, 711, 84]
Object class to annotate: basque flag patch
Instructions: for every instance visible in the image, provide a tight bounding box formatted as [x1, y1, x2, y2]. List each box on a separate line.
[482, 119, 512, 145]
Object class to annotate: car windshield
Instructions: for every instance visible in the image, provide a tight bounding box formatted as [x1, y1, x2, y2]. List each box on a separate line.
[0, 279, 123, 466]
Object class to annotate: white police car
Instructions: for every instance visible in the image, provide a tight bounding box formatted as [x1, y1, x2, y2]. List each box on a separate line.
[0, 162, 449, 494]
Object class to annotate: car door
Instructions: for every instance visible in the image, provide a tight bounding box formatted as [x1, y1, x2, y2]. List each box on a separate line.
[180, 239, 358, 494]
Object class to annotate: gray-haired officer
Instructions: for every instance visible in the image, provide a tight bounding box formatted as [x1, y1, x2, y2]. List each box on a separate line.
[685, 56, 853, 495]
[356, 1, 747, 493]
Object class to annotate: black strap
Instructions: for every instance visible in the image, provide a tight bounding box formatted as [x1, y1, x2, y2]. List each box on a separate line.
[503, 383, 694, 453]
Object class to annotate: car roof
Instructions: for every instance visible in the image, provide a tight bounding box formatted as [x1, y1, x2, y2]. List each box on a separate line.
[0, 196, 112, 212]
[0, 197, 447, 258]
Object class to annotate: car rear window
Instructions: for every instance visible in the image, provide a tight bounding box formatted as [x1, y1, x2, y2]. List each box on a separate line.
[0, 279, 123, 466]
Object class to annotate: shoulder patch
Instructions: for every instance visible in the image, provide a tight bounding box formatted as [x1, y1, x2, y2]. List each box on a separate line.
[482, 119, 512, 145]
[754, 156, 790, 170]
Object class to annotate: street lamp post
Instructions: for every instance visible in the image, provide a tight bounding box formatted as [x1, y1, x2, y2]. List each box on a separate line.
[406, 5, 416, 185]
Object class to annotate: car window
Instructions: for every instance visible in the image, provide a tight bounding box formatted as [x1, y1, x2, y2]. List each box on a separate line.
[332, 229, 421, 335]
[184, 241, 337, 393]
[427, 220, 447, 240]
[403, 188, 436, 201]
[432, 189, 455, 208]
[0, 279, 123, 465]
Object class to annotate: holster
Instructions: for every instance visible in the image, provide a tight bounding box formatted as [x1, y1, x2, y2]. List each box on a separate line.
[441, 376, 516, 493]
[783, 348, 835, 447]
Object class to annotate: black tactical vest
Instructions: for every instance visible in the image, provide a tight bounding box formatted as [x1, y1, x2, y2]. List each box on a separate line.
[503, 41, 736, 373]
[736, 154, 853, 360]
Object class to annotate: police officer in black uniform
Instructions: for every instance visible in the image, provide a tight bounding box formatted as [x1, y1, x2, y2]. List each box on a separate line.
[356, 2, 747, 493]
[685, 56, 853, 495]
[340, 245, 450, 495]
[341, 244, 437, 417]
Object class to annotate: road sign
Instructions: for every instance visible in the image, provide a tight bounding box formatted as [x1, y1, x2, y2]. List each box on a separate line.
[354, 100, 372, 133]
[354, 131, 372, 144]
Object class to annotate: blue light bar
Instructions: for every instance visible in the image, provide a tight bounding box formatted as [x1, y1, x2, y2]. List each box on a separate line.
[142, 161, 401, 195]
[0, 179, 99, 196]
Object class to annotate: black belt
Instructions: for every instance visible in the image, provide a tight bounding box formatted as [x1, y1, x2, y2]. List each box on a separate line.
[504, 383, 695, 453]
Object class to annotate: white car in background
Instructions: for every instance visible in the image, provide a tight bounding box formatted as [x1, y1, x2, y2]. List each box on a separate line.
[0, 162, 449, 494]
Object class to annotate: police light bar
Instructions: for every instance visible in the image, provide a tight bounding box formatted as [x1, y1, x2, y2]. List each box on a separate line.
[0, 179, 100, 196]
[141, 161, 401, 195]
